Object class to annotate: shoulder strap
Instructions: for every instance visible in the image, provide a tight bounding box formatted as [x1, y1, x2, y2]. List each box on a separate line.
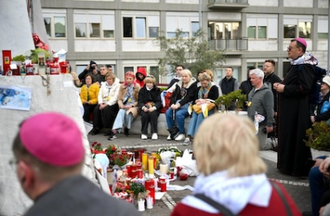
[194, 194, 236, 216]
[270, 181, 292, 216]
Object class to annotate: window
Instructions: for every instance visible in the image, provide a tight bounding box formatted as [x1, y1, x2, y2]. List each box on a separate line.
[76, 23, 87, 37]
[191, 21, 199, 36]
[123, 17, 133, 37]
[246, 15, 277, 39]
[150, 66, 159, 83]
[209, 22, 240, 40]
[122, 15, 159, 39]
[74, 11, 115, 39]
[136, 17, 146, 38]
[124, 67, 134, 72]
[318, 18, 328, 39]
[166, 13, 199, 39]
[43, 10, 67, 38]
[283, 16, 312, 38]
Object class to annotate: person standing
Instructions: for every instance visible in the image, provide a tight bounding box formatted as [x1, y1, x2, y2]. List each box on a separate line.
[274, 38, 317, 176]
[219, 67, 238, 110]
[263, 59, 282, 116]
[247, 68, 274, 150]
[219, 67, 239, 95]
[240, 67, 256, 111]
[11, 112, 141, 216]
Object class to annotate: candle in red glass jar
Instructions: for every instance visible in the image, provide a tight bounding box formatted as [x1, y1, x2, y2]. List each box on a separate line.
[160, 181, 167, 192]
[136, 162, 142, 170]
[126, 165, 131, 177]
[139, 148, 145, 162]
[137, 169, 143, 179]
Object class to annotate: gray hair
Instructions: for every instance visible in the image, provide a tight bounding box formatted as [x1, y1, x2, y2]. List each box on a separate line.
[249, 68, 264, 79]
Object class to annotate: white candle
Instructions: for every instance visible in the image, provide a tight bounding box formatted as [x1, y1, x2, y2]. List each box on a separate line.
[159, 163, 168, 175]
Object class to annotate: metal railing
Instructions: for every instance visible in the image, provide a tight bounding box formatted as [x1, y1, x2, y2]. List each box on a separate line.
[208, 39, 248, 51]
[208, 0, 248, 4]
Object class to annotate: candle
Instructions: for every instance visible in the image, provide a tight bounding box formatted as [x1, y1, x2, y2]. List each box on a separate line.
[159, 163, 168, 176]
[142, 153, 148, 171]
[148, 156, 154, 175]
[151, 152, 158, 168]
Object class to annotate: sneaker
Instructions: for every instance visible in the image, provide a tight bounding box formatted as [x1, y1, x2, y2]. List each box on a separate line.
[108, 135, 117, 141]
[183, 137, 191, 146]
[167, 134, 171, 141]
[141, 134, 148, 140]
[151, 133, 158, 140]
[103, 130, 111, 136]
[175, 134, 185, 141]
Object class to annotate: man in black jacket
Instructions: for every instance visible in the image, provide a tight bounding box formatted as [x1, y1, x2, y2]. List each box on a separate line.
[240, 67, 255, 111]
[263, 59, 282, 116]
[78, 60, 101, 85]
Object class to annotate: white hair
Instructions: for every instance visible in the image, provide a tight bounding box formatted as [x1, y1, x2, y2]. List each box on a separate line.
[249, 68, 264, 79]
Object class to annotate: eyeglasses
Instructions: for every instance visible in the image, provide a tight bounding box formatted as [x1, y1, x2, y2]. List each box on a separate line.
[287, 47, 294, 51]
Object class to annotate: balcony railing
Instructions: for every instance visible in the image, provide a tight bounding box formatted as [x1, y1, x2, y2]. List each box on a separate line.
[208, 39, 248, 51]
[208, 0, 249, 9]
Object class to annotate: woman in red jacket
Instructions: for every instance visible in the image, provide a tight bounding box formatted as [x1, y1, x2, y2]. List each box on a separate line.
[171, 113, 301, 216]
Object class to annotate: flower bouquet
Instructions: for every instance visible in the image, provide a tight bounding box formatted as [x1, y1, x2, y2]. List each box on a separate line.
[90, 142, 105, 154]
[105, 144, 118, 158]
[110, 153, 130, 169]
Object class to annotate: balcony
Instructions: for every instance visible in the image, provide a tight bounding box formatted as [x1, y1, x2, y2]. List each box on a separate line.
[208, 39, 248, 51]
[208, 0, 249, 9]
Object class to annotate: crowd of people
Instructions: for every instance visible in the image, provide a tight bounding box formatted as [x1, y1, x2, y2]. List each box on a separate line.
[11, 37, 330, 215]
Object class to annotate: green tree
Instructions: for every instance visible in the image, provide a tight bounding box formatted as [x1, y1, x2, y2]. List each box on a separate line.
[155, 29, 225, 76]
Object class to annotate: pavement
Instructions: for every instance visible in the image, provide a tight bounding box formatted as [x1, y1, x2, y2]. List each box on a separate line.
[88, 130, 312, 215]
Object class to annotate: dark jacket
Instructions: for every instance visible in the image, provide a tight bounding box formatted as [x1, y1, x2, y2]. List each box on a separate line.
[219, 77, 238, 95]
[138, 85, 162, 111]
[24, 175, 141, 216]
[315, 91, 330, 122]
[170, 77, 198, 106]
[167, 77, 180, 89]
[240, 79, 253, 111]
[264, 72, 282, 112]
[193, 85, 219, 104]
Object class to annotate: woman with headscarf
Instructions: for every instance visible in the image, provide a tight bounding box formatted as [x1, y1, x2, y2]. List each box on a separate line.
[108, 71, 140, 140]
[171, 113, 301, 216]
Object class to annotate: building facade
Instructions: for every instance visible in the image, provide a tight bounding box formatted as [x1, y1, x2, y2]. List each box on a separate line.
[40, 0, 329, 84]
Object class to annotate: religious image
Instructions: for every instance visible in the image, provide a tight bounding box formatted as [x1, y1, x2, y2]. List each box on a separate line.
[0, 87, 32, 111]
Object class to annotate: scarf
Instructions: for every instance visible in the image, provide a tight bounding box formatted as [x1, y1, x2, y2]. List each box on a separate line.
[291, 51, 318, 66]
[198, 83, 212, 99]
[123, 84, 134, 105]
[182, 170, 272, 214]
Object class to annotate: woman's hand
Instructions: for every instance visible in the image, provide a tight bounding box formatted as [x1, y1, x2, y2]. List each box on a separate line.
[171, 103, 180, 110]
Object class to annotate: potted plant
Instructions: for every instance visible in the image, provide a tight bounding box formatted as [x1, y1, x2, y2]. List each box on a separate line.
[304, 121, 330, 158]
[215, 89, 246, 113]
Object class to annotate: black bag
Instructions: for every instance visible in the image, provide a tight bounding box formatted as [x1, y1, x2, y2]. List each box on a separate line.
[168, 125, 179, 140]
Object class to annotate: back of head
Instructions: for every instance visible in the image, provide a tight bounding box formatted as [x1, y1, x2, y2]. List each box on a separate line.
[193, 113, 266, 177]
[13, 112, 85, 179]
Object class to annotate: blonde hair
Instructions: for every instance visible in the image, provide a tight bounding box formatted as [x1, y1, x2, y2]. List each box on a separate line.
[181, 69, 192, 77]
[198, 73, 212, 82]
[105, 72, 116, 81]
[144, 75, 156, 84]
[193, 113, 266, 177]
[203, 69, 214, 81]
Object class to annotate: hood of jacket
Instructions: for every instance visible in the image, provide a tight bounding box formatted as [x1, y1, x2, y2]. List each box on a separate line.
[177, 77, 197, 89]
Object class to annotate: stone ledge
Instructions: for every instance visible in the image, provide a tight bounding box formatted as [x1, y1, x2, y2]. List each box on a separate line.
[130, 113, 190, 136]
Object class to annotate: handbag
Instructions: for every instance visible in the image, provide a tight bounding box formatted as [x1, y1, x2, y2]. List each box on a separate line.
[192, 103, 216, 114]
[193, 181, 292, 216]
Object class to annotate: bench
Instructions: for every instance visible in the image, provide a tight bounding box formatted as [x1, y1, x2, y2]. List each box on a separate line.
[130, 113, 190, 136]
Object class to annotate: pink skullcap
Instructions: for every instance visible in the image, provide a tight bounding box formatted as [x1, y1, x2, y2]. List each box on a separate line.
[19, 112, 84, 166]
[295, 38, 307, 48]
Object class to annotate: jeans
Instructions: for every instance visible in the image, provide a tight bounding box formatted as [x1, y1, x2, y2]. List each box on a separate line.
[187, 109, 214, 137]
[112, 109, 133, 130]
[309, 156, 327, 216]
[165, 103, 189, 134]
